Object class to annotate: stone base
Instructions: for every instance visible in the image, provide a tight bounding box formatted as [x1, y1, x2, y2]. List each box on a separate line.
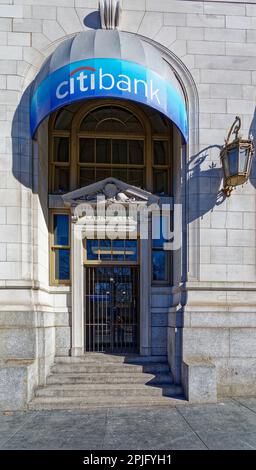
[182, 357, 217, 404]
[216, 357, 256, 397]
[0, 360, 37, 411]
[71, 347, 84, 357]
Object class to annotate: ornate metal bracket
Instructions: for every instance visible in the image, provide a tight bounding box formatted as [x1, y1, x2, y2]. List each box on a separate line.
[222, 185, 233, 197]
[225, 115, 241, 146]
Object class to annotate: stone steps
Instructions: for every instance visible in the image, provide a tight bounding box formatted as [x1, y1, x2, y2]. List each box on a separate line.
[46, 372, 173, 385]
[29, 355, 185, 410]
[35, 383, 183, 398]
[50, 363, 169, 374]
[54, 354, 167, 364]
[29, 395, 185, 410]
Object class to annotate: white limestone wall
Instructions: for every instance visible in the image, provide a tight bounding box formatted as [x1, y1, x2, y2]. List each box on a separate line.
[151, 287, 170, 357]
[0, 0, 256, 405]
[34, 119, 49, 289]
[0, 1, 255, 287]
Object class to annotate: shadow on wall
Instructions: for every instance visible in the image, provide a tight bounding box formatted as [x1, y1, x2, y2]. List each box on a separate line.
[83, 11, 101, 29]
[12, 84, 33, 191]
[11, 82, 49, 228]
[187, 105, 256, 223]
[186, 144, 224, 224]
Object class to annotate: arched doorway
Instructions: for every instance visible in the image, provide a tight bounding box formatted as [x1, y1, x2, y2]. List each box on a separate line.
[48, 99, 174, 355]
[4, 12, 204, 409]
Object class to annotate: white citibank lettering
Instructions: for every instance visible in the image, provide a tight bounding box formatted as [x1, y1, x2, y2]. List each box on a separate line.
[56, 68, 161, 105]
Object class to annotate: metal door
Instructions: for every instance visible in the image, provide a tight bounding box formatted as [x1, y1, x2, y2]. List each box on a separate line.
[84, 266, 139, 353]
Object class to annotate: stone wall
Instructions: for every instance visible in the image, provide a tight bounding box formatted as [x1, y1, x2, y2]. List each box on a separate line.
[1, 0, 256, 407]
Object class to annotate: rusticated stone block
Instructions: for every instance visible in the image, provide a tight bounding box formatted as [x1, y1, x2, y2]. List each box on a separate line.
[0, 360, 37, 410]
[182, 358, 217, 403]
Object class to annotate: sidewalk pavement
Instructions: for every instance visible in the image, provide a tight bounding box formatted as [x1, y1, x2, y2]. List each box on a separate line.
[1, 398, 256, 450]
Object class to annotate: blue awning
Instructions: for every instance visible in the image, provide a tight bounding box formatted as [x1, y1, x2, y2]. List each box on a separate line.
[30, 30, 188, 142]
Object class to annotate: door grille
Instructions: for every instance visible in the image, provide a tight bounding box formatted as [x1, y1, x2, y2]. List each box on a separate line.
[84, 266, 139, 353]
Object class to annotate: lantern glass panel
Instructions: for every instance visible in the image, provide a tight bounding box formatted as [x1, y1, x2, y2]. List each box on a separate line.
[239, 146, 249, 173]
[222, 151, 229, 178]
[228, 147, 238, 176]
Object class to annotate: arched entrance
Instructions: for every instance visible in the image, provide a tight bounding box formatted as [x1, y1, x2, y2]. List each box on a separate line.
[30, 28, 193, 367]
[48, 98, 174, 356]
[2, 2, 209, 411]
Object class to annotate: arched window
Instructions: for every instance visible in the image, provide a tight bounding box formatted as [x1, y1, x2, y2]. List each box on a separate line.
[79, 105, 145, 188]
[49, 100, 173, 196]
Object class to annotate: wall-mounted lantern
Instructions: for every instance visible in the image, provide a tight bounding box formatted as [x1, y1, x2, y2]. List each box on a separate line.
[220, 116, 254, 196]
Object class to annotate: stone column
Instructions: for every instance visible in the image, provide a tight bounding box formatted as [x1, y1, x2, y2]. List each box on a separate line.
[71, 218, 84, 356]
[139, 211, 151, 356]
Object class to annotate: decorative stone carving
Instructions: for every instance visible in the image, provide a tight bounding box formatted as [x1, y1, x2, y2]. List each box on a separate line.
[103, 182, 118, 198]
[71, 214, 78, 223]
[62, 177, 159, 210]
[99, 0, 122, 30]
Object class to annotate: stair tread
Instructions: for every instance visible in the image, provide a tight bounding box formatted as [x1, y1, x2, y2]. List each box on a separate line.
[50, 370, 169, 373]
[40, 383, 177, 390]
[47, 375, 173, 383]
[51, 366, 169, 374]
[29, 395, 186, 409]
[48, 372, 171, 382]
[49, 370, 171, 373]
[52, 362, 168, 367]
[31, 356, 183, 410]
[36, 387, 182, 398]
[55, 355, 167, 364]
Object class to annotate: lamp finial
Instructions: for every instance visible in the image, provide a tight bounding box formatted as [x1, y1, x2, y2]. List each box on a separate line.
[99, 0, 122, 30]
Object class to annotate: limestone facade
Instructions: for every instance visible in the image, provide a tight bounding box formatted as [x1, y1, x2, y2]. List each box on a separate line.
[1, 0, 256, 408]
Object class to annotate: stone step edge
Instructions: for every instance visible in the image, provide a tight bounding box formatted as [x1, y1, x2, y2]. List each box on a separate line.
[29, 396, 186, 409]
[52, 362, 169, 367]
[35, 391, 182, 399]
[47, 371, 172, 374]
[28, 403, 184, 410]
[35, 386, 182, 396]
[46, 371, 173, 377]
[46, 379, 174, 386]
[54, 356, 167, 364]
[46, 373, 173, 379]
[38, 383, 178, 390]
[30, 394, 185, 402]
[50, 366, 170, 373]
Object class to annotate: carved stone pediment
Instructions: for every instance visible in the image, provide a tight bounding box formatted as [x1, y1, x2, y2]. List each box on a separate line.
[62, 177, 159, 208]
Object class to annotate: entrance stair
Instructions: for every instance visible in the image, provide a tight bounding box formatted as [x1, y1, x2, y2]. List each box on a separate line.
[28, 354, 185, 410]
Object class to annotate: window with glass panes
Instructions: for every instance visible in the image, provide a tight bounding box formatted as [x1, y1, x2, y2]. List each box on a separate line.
[85, 239, 138, 263]
[50, 212, 70, 283]
[49, 101, 172, 195]
[152, 215, 171, 283]
[153, 140, 170, 195]
[78, 106, 145, 188]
